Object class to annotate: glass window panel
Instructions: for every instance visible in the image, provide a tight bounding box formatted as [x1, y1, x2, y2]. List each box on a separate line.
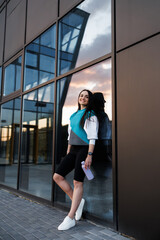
[33, 38, 39, 44]
[40, 45, 55, 58]
[58, 0, 111, 75]
[39, 71, 54, 85]
[5, 65, 15, 94]
[40, 55, 55, 73]
[58, 60, 71, 75]
[72, 28, 80, 38]
[3, 56, 22, 95]
[24, 25, 56, 91]
[55, 59, 113, 224]
[62, 43, 68, 52]
[25, 52, 38, 67]
[24, 68, 38, 90]
[68, 37, 78, 53]
[0, 97, 21, 188]
[20, 83, 54, 200]
[27, 42, 39, 53]
[62, 31, 71, 45]
[16, 65, 22, 91]
[41, 26, 56, 48]
[61, 12, 83, 29]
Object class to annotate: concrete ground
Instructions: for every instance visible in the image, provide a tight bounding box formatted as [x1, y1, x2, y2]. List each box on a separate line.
[0, 189, 132, 240]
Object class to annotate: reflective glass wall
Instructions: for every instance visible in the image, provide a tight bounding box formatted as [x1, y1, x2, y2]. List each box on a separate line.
[0, 0, 113, 225]
[0, 98, 21, 188]
[19, 83, 54, 200]
[55, 59, 113, 223]
[58, 0, 111, 75]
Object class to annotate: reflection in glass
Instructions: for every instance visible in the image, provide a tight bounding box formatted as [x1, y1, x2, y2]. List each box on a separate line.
[58, 0, 111, 75]
[24, 25, 56, 91]
[55, 59, 113, 224]
[3, 56, 22, 96]
[20, 83, 54, 200]
[0, 98, 21, 188]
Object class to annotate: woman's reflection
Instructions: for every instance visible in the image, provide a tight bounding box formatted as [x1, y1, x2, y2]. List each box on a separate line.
[93, 92, 112, 177]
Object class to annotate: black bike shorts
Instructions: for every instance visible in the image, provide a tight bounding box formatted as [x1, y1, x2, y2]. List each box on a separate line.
[55, 145, 88, 182]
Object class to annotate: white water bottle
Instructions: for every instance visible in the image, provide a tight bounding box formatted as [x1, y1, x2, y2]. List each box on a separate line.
[81, 161, 94, 180]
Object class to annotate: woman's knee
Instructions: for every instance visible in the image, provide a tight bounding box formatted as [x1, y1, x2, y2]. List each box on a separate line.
[73, 180, 83, 189]
[53, 173, 64, 183]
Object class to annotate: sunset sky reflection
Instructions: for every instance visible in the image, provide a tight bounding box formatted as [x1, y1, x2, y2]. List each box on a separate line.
[61, 58, 112, 125]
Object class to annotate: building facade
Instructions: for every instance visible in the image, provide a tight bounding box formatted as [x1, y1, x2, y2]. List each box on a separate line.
[0, 0, 160, 239]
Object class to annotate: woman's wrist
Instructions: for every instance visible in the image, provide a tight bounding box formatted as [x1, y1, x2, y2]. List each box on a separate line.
[88, 152, 93, 156]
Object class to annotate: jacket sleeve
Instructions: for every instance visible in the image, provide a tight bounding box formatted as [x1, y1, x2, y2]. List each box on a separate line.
[84, 115, 99, 145]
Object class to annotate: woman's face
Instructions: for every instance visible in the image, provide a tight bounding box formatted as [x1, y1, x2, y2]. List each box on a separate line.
[78, 90, 89, 109]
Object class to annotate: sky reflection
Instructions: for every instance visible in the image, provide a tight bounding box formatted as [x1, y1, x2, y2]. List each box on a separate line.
[58, 0, 111, 75]
[61, 59, 112, 125]
[75, 0, 111, 67]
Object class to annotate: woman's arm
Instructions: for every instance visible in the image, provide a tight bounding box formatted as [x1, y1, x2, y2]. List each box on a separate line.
[84, 115, 99, 169]
[67, 144, 71, 154]
[67, 120, 72, 154]
[84, 115, 99, 141]
[84, 143, 95, 169]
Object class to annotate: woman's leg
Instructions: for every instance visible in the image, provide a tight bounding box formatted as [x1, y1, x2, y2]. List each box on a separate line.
[67, 146, 87, 219]
[53, 150, 76, 200]
[68, 180, 83, 219]
[53, 173, 73, 200]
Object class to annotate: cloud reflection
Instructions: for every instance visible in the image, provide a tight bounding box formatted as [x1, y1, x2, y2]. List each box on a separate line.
[75, 0, 111, 67]
[58, 0, 111, 76]
[61, 59, 112, 125]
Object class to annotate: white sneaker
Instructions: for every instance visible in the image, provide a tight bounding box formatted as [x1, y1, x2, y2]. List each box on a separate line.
[75, 198, 85, 221]
[58, 216, 76, 230]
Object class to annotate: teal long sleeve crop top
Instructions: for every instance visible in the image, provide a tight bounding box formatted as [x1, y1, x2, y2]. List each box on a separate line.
[68, 109, 99, 146]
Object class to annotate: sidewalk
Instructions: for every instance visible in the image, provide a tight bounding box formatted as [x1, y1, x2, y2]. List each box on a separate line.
[0, 189, 131, 240]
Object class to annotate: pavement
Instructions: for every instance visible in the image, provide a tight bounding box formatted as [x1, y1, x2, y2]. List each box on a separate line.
[0, 189, 132, 240]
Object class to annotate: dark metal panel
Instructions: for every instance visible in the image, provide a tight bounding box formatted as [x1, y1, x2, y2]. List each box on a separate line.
[7, 0, 22, 16]
[0, 9, 5, 65]
[111, 0, 118, 231]
[0, 0, 5, 7]
[26, 0, 58, 44]
[117, 35, 160, 240]
[116, 0, 160, 51]
[59, 0, 82, 17]
[4, 0, 26, 61]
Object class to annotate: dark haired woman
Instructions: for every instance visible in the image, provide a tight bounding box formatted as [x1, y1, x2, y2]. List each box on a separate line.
[53, 89, 99, 230]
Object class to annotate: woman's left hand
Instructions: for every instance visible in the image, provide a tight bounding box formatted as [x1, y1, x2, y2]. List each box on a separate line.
[84, 155, 92, 169]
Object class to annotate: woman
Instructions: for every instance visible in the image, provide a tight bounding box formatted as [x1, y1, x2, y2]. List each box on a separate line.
[53, 89, 99, 230]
